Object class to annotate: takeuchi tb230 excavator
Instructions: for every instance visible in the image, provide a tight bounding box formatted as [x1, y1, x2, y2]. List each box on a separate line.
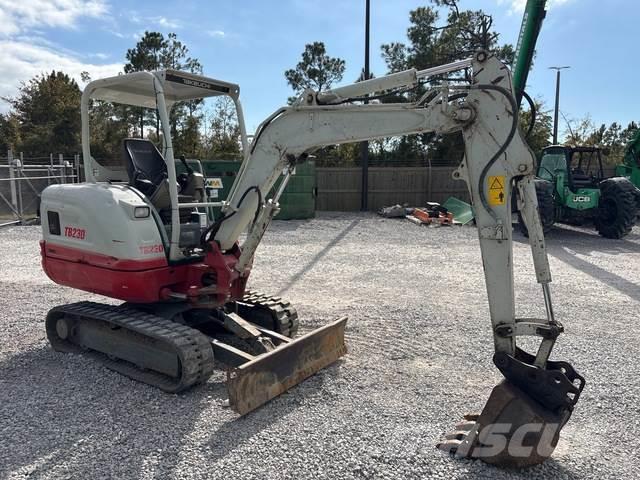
[39, 50, 584, 468]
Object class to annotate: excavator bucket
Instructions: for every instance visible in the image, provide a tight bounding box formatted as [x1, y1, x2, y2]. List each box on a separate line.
[438, 381, 570, 467]
[225, 317, 347, 415]
[438, 351, 585, 467]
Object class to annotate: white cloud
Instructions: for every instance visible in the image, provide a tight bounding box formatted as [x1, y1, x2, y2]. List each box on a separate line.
[0, 41, 122, 112]
[208, 30, 226, 38]
[0, 0, 121, 113]
[498, 0, 574, 14]
[154, 16, 181, 29]
[129, 12, 182, 30]
[0, 0, 108, 36]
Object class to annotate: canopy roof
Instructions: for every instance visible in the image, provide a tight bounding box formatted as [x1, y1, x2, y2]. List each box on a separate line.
[84, 69, 240, 108]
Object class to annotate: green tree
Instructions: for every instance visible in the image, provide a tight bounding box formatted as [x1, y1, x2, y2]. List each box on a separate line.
[125, 31, 167, 137]
[284, 42, 346, 164]
[380, 1, 515, 164]
[520, 98, 553, 156]
[562, 114, 595, 147]
[0, 114, 21, 153]
[161, 33, 204, 154]
[3, 71, 81, 155]
[123, 31, 203, 155]
[285, 42, 346, 103]
[203, 97, 241, 160]
[88, 100, 132, 166]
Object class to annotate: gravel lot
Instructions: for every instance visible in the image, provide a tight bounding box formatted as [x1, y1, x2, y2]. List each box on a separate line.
[1, 213, 639, 479]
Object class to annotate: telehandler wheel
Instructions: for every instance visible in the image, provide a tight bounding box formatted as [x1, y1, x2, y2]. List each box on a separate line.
[595, 177, 637, 239]
[634, 187, 640, 222]
[517, 179, 555, 237]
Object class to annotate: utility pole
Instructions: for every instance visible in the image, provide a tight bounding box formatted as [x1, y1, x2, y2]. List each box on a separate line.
[360, 0, 370, 211]
[549, 66, 570, 144]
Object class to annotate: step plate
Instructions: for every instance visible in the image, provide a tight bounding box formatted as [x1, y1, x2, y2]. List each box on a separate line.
[227, 317, 347, 415]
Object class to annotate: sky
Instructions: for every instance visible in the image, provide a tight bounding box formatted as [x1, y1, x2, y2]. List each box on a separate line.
[0, 0, 636, 136]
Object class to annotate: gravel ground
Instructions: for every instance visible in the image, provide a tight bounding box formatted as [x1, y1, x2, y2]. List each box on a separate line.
[0, 212, 639, 479]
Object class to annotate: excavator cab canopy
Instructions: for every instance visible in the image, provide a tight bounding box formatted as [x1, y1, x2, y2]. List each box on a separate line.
[86, 69, 240, 108]
[81, 69, 248, 184]
[80, 69, 249, 261]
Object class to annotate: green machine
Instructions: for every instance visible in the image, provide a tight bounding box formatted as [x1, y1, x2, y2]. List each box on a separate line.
[200, 160, 316, 221]
[615, 129, 640, 206]
[511, 1, 638, 238]
[518, 145, 638, 238]
[512, 0, 547, 107]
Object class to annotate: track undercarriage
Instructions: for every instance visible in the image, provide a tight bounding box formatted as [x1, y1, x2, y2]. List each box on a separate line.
[46, 291, 347, 414]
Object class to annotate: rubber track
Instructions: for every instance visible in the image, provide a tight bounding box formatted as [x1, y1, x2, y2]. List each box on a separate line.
[237, 291, 299, 338]
[46, 301, 214, 393]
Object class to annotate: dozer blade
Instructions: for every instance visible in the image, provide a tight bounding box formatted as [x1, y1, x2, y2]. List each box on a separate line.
[226, 317, 347, 415]
[437, 380, 573, 468]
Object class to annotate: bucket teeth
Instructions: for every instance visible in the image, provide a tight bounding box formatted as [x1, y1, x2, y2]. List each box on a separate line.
[454, 419, 478, 431]
[437, 380, 573, 468]
[439, 416, 478, 449]
[437, 420, 479, 457]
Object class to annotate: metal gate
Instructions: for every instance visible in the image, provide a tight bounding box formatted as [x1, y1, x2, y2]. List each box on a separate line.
[0, 150, 81, 227]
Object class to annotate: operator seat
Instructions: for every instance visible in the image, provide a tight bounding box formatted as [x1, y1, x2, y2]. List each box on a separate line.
[122, 138, 172, 211]
[122, 139, 194, 224]
[570, 169, 595, 190]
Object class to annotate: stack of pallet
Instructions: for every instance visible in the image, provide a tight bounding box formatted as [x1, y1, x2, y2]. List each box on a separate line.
[406, 202, 454, 226]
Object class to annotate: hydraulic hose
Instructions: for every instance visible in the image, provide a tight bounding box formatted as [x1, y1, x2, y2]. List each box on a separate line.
[520, 90, 537, 140]
[200, 185, 262, 245]
[452, 83, 519, 221]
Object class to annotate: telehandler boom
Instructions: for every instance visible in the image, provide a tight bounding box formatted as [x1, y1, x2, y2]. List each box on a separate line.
[39, 50, 584, 467]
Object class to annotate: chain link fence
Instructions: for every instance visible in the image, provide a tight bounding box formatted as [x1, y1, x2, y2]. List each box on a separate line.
[0, 151, 81, 227]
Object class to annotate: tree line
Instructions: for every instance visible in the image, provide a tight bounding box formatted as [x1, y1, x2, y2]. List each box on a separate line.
[0, 31, 242, 163]
[284, 0, 637, 167]
[0, 0, 636, 169]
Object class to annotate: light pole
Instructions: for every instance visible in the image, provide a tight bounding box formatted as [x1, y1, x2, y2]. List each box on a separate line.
[360, 0, 370, 211]
[549, 66, 570, 144]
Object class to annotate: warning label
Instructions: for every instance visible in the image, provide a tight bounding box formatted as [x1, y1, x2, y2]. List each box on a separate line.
[206, 177, 223, 189]
[488, 175, 506, 206]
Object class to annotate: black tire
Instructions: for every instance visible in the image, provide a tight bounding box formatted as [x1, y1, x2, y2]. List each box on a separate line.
[517, 180, 555, 237]
[594, 177, 637, 239]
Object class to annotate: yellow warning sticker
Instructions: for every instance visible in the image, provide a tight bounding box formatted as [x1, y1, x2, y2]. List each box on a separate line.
[206, 177, 223, 189]
[488, 175, 506, 206]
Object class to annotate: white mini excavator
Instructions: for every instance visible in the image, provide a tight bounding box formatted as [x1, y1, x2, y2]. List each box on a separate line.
[39, 50, 584, 468]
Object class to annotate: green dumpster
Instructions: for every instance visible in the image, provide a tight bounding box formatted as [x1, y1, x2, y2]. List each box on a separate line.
[273, 161, 316, 220]
[199, 160, 315, 220]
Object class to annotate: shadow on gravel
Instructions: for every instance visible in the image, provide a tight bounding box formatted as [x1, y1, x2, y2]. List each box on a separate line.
[276, 219, 360, 296]
[453, 457, 582, 480]
[270, 219, 312, 232]
[513, 226, 640, 300]
[549, 246, 640, 301]
[199, 362, 340, 467]
[0, 345, 227, 479]
[514, 224, 640, 256]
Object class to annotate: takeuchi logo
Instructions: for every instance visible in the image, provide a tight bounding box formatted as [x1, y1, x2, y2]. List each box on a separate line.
[181, 78, 212, 89]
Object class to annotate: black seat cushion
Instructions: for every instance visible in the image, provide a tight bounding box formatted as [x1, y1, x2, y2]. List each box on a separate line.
[122, 138, 196, 224]
[571, 170, 594, 190]
[122, 138, 168, 194]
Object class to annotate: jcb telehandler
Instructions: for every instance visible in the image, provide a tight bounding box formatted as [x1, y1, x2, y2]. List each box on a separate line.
[518, 145, 638, 238]
[615, 128, 640, 208]
[39, 51, 584, 468]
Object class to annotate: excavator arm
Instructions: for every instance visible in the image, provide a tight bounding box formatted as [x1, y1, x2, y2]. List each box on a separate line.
[213, 51, 584, 467]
